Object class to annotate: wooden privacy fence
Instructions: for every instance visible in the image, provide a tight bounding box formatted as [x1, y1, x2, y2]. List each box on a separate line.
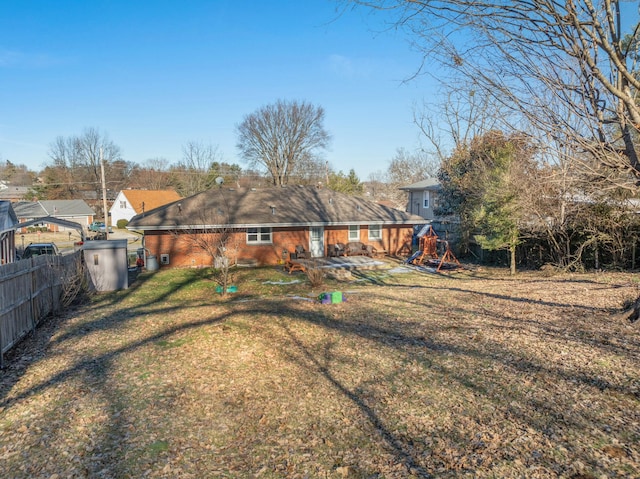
[0, 251, 82, 368]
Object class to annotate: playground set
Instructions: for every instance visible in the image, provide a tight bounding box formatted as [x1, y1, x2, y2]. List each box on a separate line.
[405, 226, 461, 272]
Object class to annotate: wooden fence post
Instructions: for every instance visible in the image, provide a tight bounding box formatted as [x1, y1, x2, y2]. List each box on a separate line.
[30, 257, 37, 333]
[0, 313, 4, 369]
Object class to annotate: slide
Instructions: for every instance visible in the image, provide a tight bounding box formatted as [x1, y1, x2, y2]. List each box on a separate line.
[405, 250, 423, 264]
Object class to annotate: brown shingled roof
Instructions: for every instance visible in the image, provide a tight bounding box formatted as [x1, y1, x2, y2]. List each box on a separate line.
[120, 189, 182, 214]
[127, 186, 425, 230]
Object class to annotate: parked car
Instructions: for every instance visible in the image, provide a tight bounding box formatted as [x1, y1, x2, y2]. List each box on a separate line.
[89, 221, 112, 233]
[21, 242, 61, 259]
[89, 221, 104, 232]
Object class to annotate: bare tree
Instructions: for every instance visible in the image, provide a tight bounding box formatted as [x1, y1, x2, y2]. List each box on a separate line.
[347, 0, 640, 189]
[171, 189, 243, 296]
[414, 88, 505, 162]
[133, 157, 173, 190]
[364, 170, 391, 203]
[367, 147, 438, 208]
[387, 147, 439, 184]
[171, 141, 222, 196]
[289, 155, 327, 186]
[177, 224, 242, 297]
[45, 128, 123, 208]
[60, 254, 90, 306]
[236, 99, 331, 186]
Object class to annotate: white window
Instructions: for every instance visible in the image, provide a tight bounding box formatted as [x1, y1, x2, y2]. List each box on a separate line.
[423, 191, 430, 209]
[368, 224, 382, 241]
[247, 227, 272, 244]
[348, 225, 360, 241]
[120, 201, 127, 209]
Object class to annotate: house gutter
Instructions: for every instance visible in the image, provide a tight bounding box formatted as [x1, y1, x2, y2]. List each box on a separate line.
[127, 220, 421, 232]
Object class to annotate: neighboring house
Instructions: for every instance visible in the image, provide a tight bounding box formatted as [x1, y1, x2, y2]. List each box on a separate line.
[13, 200, 95, 232]
[0, 201, 18, 264]
[399, 178, 442, 221]
[0, 184, 31, 202]
[127, 186, 426, 268]
[79, 189, 118, 221]
[110, 189, 182, 227]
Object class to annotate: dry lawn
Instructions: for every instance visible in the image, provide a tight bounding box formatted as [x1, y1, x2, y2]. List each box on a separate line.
[0, 263, 639, 478]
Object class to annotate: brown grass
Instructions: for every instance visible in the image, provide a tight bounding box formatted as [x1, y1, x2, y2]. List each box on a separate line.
[1, 264, 639, 478]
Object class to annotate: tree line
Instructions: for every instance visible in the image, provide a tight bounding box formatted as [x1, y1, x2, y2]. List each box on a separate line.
[4, 0, 640, 276]
[339, 0, 639, 273]
[0, 99, 366, 203]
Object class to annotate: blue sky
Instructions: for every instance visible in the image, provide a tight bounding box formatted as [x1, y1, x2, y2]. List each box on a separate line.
[0, 0, 432, 179]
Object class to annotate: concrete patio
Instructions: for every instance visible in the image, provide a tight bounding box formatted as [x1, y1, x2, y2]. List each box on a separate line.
[286, 255, 390, 272]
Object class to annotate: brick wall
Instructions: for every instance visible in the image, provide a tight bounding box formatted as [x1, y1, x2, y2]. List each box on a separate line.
[143, 225, 414, 268]
[325, 225, 413, 256]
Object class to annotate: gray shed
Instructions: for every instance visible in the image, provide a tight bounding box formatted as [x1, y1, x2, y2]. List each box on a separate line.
[83, 239, 129, 291]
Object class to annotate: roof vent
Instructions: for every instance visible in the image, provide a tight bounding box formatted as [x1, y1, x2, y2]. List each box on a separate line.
[270, 205, 276, 215]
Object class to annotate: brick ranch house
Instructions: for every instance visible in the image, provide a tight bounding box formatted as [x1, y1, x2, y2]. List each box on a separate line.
[127, 185, 426, 268]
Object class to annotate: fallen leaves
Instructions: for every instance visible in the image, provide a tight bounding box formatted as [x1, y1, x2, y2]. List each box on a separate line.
[0, 267, 639, 477]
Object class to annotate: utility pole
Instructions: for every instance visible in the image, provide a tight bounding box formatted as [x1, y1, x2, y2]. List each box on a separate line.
[100, 148, 109, 240]
[325, 160, 329, 187]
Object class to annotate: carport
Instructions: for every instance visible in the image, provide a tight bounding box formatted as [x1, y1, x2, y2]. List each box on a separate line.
[0, 216, 86, 241]
[0, 216, 86, 264]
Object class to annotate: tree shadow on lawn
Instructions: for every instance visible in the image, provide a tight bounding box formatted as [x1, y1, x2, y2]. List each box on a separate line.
[1, 268, 203, 400]
[1, 277, 638, 477]
[351, 283, 640, 371]
[309, 293, 639, 395]
[275, 305, 639, 476]
[0, 304, 239, 477]
[1, 265, 252, 387]
[0, 267, 220, 473]
[390, 269, 639, 360]
[0, 268, 159, 424]
[44, 268, 215, 348]
[2, 300, 442, 476]
[383, 262, 637, 290]
[388, 278, 640, 359]
[344, 276, 633, 359]
[351, 267, 632, 316]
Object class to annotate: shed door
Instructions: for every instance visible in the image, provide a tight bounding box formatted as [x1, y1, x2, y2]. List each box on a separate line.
[309, 227, 324, 258]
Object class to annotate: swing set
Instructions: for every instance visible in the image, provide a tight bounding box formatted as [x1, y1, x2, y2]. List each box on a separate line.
[406, 226, 461, 272]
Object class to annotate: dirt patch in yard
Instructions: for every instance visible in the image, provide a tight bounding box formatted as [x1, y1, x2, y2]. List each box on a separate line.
[1, 266, 639, 478]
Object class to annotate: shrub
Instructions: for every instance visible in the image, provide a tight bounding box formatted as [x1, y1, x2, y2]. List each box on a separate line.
[60, 255, 91, 306]
[305, 261, 325, 289]
[117, 219, 129, 229]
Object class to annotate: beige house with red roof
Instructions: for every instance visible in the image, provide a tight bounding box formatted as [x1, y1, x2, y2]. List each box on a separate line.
[109, 189, 182, 228]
